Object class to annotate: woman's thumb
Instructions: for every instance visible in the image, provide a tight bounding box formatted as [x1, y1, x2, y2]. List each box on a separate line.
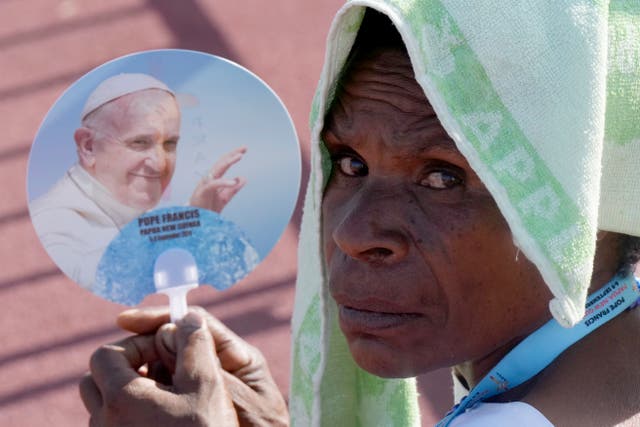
[173, 311, 220, 392]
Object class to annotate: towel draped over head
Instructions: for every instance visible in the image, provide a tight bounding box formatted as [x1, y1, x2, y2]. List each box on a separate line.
[290, 0, 640, 425]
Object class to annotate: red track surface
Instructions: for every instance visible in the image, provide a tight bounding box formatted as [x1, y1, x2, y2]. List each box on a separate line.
[0, 1, 451, 425]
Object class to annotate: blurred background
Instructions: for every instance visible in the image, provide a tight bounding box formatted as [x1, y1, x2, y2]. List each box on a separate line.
[0, 1, 452, 425]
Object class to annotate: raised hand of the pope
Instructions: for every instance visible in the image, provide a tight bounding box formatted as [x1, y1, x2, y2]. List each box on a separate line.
[190, 147, 247, 213]
[79, 311, 238, 426]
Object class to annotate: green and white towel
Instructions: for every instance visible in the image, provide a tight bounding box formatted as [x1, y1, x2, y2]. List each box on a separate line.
[290, 1, 640, 425]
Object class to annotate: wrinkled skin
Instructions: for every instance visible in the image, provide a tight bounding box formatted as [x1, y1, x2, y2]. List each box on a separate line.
[80, 308, 289, 427]
[321, 48, 553, 382]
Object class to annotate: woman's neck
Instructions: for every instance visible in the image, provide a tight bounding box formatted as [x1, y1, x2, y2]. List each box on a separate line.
[523, 307, 640, 426]
[455, 233, 629, 393]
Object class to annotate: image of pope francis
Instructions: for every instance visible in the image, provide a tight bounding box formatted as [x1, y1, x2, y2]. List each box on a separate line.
[30, 73, 247, 290]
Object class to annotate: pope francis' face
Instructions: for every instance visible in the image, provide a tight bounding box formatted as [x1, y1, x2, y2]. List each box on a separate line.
[76, 89, 181, 210]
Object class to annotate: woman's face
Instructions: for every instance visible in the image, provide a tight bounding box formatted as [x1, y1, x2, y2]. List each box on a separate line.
[321, 48, 553, 378]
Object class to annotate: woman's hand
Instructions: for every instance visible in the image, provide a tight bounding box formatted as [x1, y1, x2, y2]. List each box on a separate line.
[79, 307, 289, 427]
[80, 311, 238, 426]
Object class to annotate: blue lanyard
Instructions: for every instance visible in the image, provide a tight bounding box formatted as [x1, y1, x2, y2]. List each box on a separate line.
[436, 273, 640, 427]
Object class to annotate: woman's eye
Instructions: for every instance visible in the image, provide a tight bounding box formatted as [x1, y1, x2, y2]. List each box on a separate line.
[420, 170, 463, 189]
[336, 155, 368, 177]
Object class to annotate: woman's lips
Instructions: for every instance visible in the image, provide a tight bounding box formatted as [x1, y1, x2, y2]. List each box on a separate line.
[338, 304, 422, 332]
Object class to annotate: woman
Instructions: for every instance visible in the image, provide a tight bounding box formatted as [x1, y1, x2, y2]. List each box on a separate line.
[80, 2, 640, 426]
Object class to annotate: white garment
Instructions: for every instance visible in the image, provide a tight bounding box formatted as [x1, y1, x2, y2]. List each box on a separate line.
[30, 165, 142, 290]
[449, 402, 554, 427]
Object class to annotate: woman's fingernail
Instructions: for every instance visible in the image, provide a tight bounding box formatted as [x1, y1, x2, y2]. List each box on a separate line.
[160, 326, 177, 353]
[181, 312, 203, 328]
[160, 331, 176, 353]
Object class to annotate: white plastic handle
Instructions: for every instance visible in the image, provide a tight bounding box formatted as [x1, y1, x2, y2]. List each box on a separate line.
[153, 248, 200, 322]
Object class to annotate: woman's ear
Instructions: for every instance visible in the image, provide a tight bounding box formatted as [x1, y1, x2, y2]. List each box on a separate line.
[75, 127, 96, 169]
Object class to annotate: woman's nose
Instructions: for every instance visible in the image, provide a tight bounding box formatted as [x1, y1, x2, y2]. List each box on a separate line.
[329, 184, 410, 265]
